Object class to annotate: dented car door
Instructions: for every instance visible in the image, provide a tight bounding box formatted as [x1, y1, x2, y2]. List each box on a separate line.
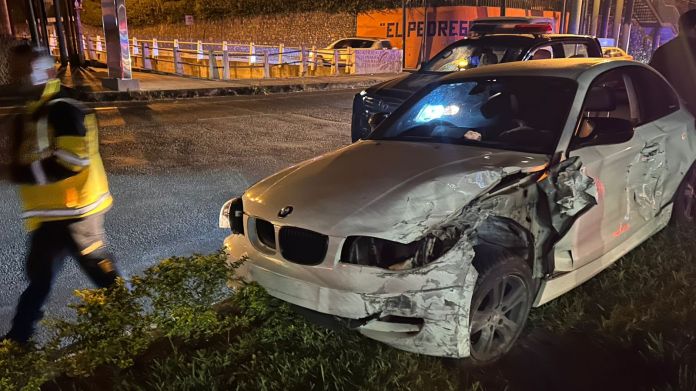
[553, 69, 644, 271]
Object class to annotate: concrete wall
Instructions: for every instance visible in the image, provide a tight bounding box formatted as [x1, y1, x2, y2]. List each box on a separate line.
[0, 36, 19, 84]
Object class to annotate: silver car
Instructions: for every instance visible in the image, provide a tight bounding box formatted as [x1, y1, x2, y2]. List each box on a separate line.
[220, 58, 696, 364]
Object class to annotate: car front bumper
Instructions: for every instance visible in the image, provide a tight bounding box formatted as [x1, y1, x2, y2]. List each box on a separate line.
[224, 232, 478, 358]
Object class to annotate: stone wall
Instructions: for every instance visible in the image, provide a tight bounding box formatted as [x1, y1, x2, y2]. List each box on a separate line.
[0, 36, 20, 84]
[84, 11, 357, 48]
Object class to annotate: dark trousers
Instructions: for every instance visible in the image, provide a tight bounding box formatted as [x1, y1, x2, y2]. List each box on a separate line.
[6, 214, 120, 343]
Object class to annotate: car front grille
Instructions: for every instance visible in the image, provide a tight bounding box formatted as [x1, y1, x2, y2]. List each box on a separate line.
[279, 227, 328, 265]
[255, 218, 276, 249]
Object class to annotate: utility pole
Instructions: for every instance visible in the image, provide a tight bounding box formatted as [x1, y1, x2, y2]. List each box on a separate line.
[568, 0, 584, 34]
[560, 0, 567, 33]
[0, 0, 11, 36]
[25, 0, 40, 46]
[612, 0, 624, 44]
[501, 0, 507, 16]
[590, 0, 601, 36]
[402, 0, 406, 69]
[620, 0, 635, 51]
[599, 0, 612, 38]
[54, 0, 70, 66]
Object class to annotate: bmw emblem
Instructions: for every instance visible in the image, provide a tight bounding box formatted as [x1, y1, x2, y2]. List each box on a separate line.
[278, 206, 293, 218]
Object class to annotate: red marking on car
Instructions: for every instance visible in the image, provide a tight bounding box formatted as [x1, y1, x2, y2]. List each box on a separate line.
[595, 178, 605, 201]
[612, 223, 630, 238]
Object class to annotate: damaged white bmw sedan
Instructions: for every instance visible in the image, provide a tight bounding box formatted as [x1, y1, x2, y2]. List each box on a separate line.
[220, 58, 696, 364]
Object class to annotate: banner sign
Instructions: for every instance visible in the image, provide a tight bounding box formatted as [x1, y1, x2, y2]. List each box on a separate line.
[358, 6, 564, 68]
[353, 49, 403, 74]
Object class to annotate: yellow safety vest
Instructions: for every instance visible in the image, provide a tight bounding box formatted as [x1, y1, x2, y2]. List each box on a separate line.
[17, 79, 112, 231]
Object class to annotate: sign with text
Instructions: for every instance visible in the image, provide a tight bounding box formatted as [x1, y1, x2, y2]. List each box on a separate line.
[358, 6, 563, 68]
[353, 49, 403, 74]
[185, 15, 194, 26]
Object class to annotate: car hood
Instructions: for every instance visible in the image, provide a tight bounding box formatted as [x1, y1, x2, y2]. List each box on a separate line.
[243, 141, 548, 243]
[366, 72, 445, 101]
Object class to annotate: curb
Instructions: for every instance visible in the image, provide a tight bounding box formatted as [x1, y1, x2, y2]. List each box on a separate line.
[63, 77, 394, 103]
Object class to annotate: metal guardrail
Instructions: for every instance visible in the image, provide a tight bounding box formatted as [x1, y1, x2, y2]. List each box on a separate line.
[45, 34, 402, 80]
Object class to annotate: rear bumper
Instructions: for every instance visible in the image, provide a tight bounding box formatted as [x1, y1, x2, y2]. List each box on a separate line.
[224, 233, 477, 358]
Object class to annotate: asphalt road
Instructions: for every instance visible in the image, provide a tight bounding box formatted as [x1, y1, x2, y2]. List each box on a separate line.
[0, 89, 356, 338]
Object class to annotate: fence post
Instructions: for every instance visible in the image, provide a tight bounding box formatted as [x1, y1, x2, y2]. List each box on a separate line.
[197, 40, 204, 60]
[263, 52, 270, 78]
[152, 38, 159, 57]
[333, 49, 339, 76]
[82, 35, 88, 60]
[208, 50, 219, 80]
[311, 45, 317, 71]
[173, 45, 183, 75]
[249, 42, 255, 65]
[278, 43, 284, 65]
[85, 35, 93, 60]
[299, 45, 306, 76]
[142, 42, 152, 70]
[223, 50, 230, 80]
[95, 35, 103, 57]
[132, 37, 139, 56]
[347, 47, 353, 74]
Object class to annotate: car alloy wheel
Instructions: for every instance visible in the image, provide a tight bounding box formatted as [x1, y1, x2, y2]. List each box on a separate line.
[673, 165, 696, 227]
[468, 246, 534, 365]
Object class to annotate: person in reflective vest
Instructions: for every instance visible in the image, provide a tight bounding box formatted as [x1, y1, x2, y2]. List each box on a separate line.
[3, 44, 121, 344]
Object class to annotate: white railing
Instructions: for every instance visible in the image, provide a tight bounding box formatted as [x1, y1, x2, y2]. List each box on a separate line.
[48, 33, 403, 80]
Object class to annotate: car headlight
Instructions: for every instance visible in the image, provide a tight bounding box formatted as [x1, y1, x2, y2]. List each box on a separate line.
[340, 235, 449, 271]
[220, 197, 244, 234]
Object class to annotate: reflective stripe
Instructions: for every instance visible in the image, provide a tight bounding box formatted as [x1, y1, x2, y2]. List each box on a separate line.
[36, 116, 50, 151]
[30, 161, 47, 185]
[54, 149, 90, 167]
[81, 240, 104, 256]
[21, 193, 111, 219]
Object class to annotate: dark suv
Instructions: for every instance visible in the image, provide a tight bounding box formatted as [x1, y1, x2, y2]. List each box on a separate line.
[351, 34, 602, 142]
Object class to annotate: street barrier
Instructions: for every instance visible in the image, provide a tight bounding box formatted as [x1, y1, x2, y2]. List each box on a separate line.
[44, 32, 403, 80]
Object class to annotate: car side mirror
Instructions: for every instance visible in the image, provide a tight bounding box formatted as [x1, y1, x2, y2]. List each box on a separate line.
[570, 117, 635, 150]
[368, 112, 389, 131]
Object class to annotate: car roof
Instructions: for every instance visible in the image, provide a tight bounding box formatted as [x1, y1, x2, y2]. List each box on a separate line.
[472, 16, 552, 22]
[441, 58, 621, 82]
[470, 33, 595, 41]
[335, 37, 383, 41]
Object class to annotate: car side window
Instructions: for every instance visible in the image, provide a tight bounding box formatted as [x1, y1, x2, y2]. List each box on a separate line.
[381, 40, 392, 49]
[529, 45, 554, 60]
[583, 69, 636, 123]
[628, 67, 680, 125]
[563, 43, 589, 58]
[333, 40, 349, 49]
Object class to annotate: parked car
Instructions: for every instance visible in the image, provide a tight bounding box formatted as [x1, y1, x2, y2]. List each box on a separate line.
[351, 32, 602, 141]
[603, 46, 634, 60]
[310, 37, 394, 66]
[469, 16, 557, 37]
[220, 58, 696, 364]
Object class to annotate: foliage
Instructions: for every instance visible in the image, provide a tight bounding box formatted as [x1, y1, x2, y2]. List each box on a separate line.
[80, 0, 400, 27]
[2, 227, 696, 389]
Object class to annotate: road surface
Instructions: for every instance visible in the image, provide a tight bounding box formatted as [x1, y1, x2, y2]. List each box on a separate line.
[0, 90, 356, 338]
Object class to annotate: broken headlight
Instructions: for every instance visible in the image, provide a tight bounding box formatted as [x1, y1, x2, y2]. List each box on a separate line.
[341, 234, 455, 271]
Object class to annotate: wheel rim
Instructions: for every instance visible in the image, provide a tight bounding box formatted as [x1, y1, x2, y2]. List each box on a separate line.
[678, 170, 696, 224]
[469, 274, 529, 362]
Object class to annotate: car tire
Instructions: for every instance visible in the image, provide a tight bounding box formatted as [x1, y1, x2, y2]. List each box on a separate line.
[467, 245, 534, 366]
[671, 163, 696, 228]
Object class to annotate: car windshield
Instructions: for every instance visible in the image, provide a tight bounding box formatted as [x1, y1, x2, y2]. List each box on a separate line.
[422, 41, 526, 72]
[369, 77, 578, 154]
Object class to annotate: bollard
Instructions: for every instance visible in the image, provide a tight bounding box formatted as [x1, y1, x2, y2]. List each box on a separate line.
[278, 43, 284, 65]
[263, 52, 270, 79]
[249, 42, 256, 65]
[142, 42, 152, 70]
[173, 46, 183, 75]
[311, 46, 317, 71]
[333, 49, 339, 76]
[196, 40, 204, 61]
[299, 45, 306, 76]
[223, 49, 230, 80]
[208, 50, 220, 80]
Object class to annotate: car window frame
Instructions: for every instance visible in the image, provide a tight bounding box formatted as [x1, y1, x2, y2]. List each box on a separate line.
[625, 65, 681, 126]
